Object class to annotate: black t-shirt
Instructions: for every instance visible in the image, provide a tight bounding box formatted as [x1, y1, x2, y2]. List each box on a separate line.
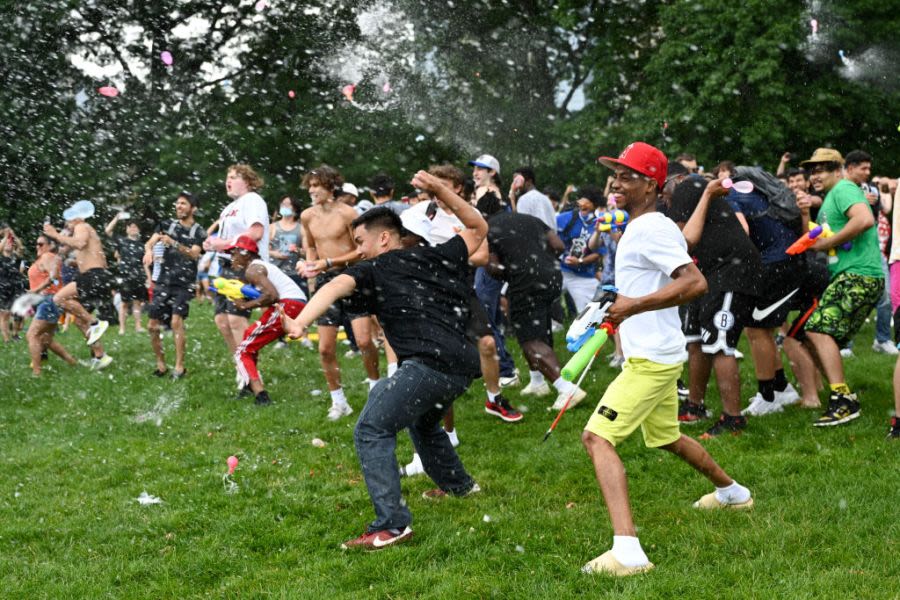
[114, 237, 145, 282]
[156, 220, 207, 288]
[669, 192, 762, 294]
[344, 236, 480, 377]
[486, 211, 562, 298]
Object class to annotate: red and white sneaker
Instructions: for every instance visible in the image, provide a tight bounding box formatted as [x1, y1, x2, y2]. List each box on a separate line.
[484, 395, 523, 423]
[341, 526, 413, 550]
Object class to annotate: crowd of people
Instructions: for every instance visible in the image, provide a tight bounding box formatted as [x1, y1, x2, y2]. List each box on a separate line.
[2, 141, 898, 574]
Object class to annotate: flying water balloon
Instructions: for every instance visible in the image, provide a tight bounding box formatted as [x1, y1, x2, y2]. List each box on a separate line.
[255, 0, 268, 10]
[161, 51, 173, 66]
[722, 178, 754, 194]
[382, 81, 392, 93]
[810, 19, 818, 35]
[227, 455, 238, 475]
[342, 84, 356, 102]
[223, 456, 239, 493]
[288, 90, 296, 99]
[98, 86, 119, 97]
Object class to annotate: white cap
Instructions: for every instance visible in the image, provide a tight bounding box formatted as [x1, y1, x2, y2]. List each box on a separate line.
[341, 182, 359, 198]
[400, 210, 433, 246]
[468, 154, 500, 174]
[62, 200, 95, 221]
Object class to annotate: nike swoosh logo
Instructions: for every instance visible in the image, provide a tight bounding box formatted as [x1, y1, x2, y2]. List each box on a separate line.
[372, 528, 410, 547]
[752, 288, 799, 321]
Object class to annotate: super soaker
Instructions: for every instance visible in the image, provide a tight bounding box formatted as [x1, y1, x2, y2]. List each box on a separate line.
[210, 277, 261, 301]
[595, 209, 629, 232]
[785, 222, 852, 256]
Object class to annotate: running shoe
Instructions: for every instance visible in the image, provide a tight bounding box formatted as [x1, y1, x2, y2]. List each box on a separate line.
[700, 413, 747, 439]
[171, 369, 187, 380]
[888, 416, 900, 439]
[499, 369, 520, 388]
[484, 395, 523, 423]
[520, 381, 552, 396]
[327, 401, 353, 421]
[813, 392, 860, 427]
[678, 400, 711, 423]
[90, 354, 113, 371]
[422, 482, 481, 500]
[581, 551, 654, 576]
[742, 393, 783, 417]
[551, 386, 587, 411]
[341, 526, 413, 550]
[86, 320, 109, 345]
[254, 390, 272, 406]
[839, 347, 854, 358]
[693, 492, 754, 510]
[774, 382, 800, 406]
[872, 340, 899, 355]
[153, 368, 169, 377]
[677, 379, 689, 399]
[400, 453, 425, 477]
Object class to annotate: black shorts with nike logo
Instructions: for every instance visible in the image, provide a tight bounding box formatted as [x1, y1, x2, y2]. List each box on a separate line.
[750, 255, 829, 331]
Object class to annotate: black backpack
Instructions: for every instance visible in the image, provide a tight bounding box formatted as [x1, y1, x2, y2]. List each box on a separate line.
[733, 166, 803, 235]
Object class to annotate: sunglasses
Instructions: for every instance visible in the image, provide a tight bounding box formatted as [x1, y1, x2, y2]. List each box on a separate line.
[36, 241, 47, 246]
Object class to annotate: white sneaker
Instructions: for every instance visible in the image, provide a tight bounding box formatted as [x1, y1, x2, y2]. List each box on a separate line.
[327, 401, 353, 421]
[499, 370, 520, 388]
[344, 349, 361, 358]
[400, 453, 425, 477]
[839, 347, 854, 358]
[300, 337, 315, 350]
[775, 382, 800, 406]
[90, 354, 113, 371]
[872, 340, 899, 355]
[86, 320, 109, 345]
[521, 381, 552, 396]
[742, 393, 783, 416]
[608, 355, 625, 369]
[551, 386, 587, 411]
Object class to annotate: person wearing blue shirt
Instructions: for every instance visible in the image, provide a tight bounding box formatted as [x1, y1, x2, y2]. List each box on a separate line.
[556, 186, 603, 312]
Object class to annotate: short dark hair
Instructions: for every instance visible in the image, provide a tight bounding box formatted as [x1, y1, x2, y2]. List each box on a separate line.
[713, 161, 736, 177]
[578, 184, 605, 208]
[676, 153, 696, 162]
[351, 206, 402, 235]
[844, 150, 872, 167]
[428, 164, 465, 189]
[786, 168, 808, 180]
[369, 173, 395, 197]
[514, 166, 536, 185]
[543, 186, 561, 203]
[178, 191, 199, 208]
[283, 194, 303, 215]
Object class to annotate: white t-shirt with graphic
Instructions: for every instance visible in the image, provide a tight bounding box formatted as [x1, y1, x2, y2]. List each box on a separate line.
[615, 211, 693, 364]
[217, 192, 270, 263]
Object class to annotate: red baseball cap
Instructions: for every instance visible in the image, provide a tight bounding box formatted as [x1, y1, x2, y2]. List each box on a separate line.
[598, 142, 668, 190]
[225, 234, 259, 255]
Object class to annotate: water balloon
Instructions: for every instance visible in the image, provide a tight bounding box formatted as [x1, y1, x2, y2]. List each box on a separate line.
[160, 51, 173, 65]
[227, 455, 238, 474]
[255, 0, 268, 10]
[810, 19, 818, 35]
[342, 84, 356, 102]
[722, 178, 754, 194]
[288, 90, 296, 99]
[98, 86, 119, 97]
[382, 81, 391, 93]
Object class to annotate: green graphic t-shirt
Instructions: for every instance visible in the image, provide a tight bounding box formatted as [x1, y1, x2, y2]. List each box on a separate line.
[819, 179, 883, 278]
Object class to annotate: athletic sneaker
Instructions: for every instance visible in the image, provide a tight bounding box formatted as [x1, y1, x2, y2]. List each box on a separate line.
[299, 337, 315, 350]
[677, 379, 689, 399]
[888, 416, 900, 439]
[839, 347, 854, 358]
[608, 355, 625, 369]
[171, 369, 187, 380]
[254, 390, 272, 406]
[484, 395, 523, 423]
[422, 482, 481, 500]
[700, 413, 747, 439]
[344, 349, 361, 358]
[581, 551, 654, 576]
[678, 400, 711, 423]
[813, 392, 860, 427]
[152, 368, 168, 377]
[86, 320, 109, 345]
[400, 453, 425, 477]
[499, 369, 520, 388]
[521, 381, 552, 396]
[693, 492, 754, 510]
[341, 526, 413, 550]
[551, 386, 587, 411]
[90, 354, 113, 371]
[742, 393, 784, 417]
[774, 382, 800, 406]
[872, 340, 899, 355]
[327, 401, 353, 421]
[235, 386, 253, 400]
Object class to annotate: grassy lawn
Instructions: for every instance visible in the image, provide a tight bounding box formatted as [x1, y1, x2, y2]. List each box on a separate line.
[1, 302, 898, 598]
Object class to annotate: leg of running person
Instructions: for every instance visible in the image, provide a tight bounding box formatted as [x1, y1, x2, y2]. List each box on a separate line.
[350, 314, 381, 388]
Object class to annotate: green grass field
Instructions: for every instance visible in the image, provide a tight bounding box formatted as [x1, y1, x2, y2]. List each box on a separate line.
[1, 302, 898, 598]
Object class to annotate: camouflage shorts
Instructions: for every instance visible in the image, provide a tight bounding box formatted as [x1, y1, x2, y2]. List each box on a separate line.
[805, 272, 884, 347]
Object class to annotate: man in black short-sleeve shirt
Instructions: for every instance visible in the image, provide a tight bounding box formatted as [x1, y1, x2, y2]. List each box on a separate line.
[283, 172, 487, 551]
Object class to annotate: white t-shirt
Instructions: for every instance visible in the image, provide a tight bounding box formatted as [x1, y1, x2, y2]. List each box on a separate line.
[615, 212, 693, 364]
[251, 259, 306, 301]
[516, 189, 557, 230]
[217, 192, 270, 263]
[407, 201, 464, 245]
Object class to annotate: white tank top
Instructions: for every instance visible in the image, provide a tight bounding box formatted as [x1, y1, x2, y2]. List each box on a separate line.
[251, 259, 306, 301]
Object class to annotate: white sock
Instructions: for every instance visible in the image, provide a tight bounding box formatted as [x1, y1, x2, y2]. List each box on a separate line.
[387, 362, 398, 377]
[529, 370, 545, 386]
[611, 535, 650, 567]
[487, 390, 500, 403]
[552, 376, 575, 395]
[445, 428, 459, 447]
[367, 378, 381, 391]
[715, 481, 751, 504]
[330, 388, 348, 405]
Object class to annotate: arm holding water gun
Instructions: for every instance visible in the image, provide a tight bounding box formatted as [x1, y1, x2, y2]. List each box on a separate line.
[785, 221, 853, 255]
[561, 285, 619, 381]
[210, 277, 262, 303]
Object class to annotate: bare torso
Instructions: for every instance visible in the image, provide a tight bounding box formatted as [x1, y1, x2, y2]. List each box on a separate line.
[300, 202, 358, 264]
[72, 222, 108, 272]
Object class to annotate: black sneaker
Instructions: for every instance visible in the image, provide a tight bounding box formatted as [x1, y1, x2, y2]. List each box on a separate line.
[700, 413, 747, 439]
[678, 399, 710, 423]
[255, 390, 272, 406]
[677, 379, 689, 399]
[235, 386, 253, 400]
[813, 392, 860, 427]
[153, 368, 169, 377]
[484, 394, 523, 423]
[886, 416, 899, 439]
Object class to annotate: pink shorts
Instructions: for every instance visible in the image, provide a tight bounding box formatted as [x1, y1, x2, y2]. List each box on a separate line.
[891, 261, 900, 313]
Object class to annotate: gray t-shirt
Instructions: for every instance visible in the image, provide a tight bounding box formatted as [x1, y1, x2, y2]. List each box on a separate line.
[516, 189, 556, 230]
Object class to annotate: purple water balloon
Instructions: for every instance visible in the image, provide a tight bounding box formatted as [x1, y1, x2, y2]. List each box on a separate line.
[161, 51, 173, 66]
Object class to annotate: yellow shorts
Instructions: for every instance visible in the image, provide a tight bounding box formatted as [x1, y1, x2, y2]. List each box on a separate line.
[584, 358, 683, 448]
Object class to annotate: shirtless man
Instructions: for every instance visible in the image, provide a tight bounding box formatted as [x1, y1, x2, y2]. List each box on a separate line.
[43, 200, 114, 368]
[299, 165, 380, 420]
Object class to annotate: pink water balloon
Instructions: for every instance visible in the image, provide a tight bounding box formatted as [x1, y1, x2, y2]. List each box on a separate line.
[255, 0, 268, 11]
[382, 81, 391, 93]
[722, 178, 754, 194]
[161, 51, 173, 66]
[97, 86, 119, 97]
[227, 455, 238, 475]
[810, 19, 818, 35]
[342, 84, 356, 102]
[288, 90, 296, 99]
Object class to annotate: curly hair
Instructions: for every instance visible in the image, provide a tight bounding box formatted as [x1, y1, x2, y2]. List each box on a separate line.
[228, 164, 264, 191]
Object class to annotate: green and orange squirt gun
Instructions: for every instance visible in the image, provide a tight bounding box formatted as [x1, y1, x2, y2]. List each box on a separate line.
[209, 277, 261, 302]
[543, 285, 618, 442]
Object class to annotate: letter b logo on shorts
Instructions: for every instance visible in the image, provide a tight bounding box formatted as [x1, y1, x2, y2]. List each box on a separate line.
[596, 405, 618, 421]
[714, 309, 735, 332]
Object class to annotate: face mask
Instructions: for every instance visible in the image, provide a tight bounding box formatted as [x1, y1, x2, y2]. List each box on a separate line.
[279, 207, 294, 217]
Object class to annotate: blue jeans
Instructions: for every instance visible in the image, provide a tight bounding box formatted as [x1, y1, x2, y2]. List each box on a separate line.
[474, 267, 516, 377]
[875, 254, 891, 344]
[354, 360, 475, 532]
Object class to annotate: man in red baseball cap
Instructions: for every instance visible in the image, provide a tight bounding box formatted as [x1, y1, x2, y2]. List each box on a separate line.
[579, 142, 754, 576]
